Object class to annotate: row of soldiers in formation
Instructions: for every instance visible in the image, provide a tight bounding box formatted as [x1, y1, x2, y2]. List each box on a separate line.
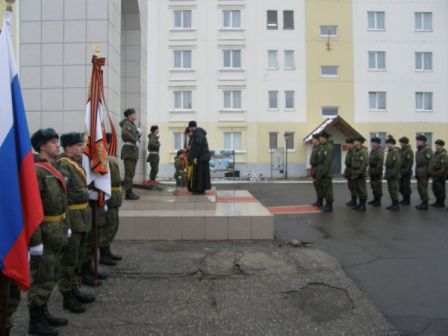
[310, 132, 447, 212]
[3, 129, 123, 336]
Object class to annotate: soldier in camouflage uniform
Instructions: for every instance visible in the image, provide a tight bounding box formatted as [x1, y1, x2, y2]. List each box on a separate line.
[315, 132, 334, 212]
[0, 272, 21, 336]
[415, 135, 433, 210]
[398, 137, 414, 206]
[57, 133, 95, 314]
[309, 134, 322, 207]
[343, 138, 357, 208]
[368, 137, 384, 207]
[147, 125, 161, 183]
[174, 149, 186, 187]
[99, 133, 123, 266]
[351, 137, 369, 212]
[28, 129, 69, 336]
[430, 140, 448, 208]
[384, 137, 401, 211]
[120, 108, 140, 200]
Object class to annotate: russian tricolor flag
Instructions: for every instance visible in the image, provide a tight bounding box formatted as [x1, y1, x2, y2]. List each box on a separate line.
[0, 10, 43, 290]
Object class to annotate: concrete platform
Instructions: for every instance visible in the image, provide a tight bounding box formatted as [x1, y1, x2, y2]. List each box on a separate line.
[116, 188, 273, 240]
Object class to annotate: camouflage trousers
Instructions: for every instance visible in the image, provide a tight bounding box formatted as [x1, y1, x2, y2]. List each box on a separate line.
[354, 177, 367, 202]
[417, 176, 429, 202]
[148, 156, 160, 180]
[99, 207, 119, 248]
[59, 231, 88, 292]
[370, 176, 383, 199]
[432, 176, 446, 199]
[0, 272, 21, 328]
[346, 178, 356, 198]
[316, 177, 333, 202]
[84, 204, 104, 264]
[399, 174, 412, 198]
[387, 178, 400, 202]
[28, 245, 64, 308]
[123, 158, 137, 190]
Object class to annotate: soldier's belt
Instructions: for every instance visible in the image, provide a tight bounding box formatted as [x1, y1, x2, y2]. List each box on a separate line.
[111, 187, 121, 192]
[123, 142, 136, 147]
[43, 213, 66, 222]
[148, 151, 159, 155]
[68, 203, 89, 210]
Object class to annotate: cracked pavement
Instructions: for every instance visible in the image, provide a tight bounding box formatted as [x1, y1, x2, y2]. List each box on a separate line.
[10, 241, 397, 336]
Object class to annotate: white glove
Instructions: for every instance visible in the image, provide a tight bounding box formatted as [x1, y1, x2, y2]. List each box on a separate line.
[104, 205, 108, 212]
[67, 228, 72, 238]
[29, 244, 44, 256]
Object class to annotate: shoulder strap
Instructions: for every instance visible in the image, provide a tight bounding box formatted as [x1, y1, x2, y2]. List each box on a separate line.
[35, 162, 67, 192]
[58, 157, 87, 182]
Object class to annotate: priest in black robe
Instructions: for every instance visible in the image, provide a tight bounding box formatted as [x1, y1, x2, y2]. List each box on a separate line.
[188, 121, 211, 194]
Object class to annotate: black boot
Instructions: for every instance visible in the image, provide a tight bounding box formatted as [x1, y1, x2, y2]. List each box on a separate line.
[322, 201, 333, 213]
[62, 291, 86, 314]
[346, 196, 357, 207]
[81, 262, 102, 287]
[100, 247, 117, 266]
[370, 197, 381, 207]
[386, 200, 399, 211]
[355, 201, 367, 212]
[415, 201, 429, 210]
[125, 189, 140, 200]
[29, 305, 59, 336]
[72, 285, 95, 304]
[107, 246, 122, 261]
[42, 303, 68, 327]
[431, 198, 445, 208]
[399, 196, 410, 206]
[312, 197, 323, 208]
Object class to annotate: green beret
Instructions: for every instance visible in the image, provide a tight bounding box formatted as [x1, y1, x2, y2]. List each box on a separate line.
[124, 108, 136, 117]
[435, 139, 445, 147]
[60, 132, 84, 147]
[385, 136, 396, 145]
[31, 128, 59, 152]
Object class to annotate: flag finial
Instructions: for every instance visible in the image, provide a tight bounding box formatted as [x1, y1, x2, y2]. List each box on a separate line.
[93, 43, 101, 57]
[5, 0, 15, 12]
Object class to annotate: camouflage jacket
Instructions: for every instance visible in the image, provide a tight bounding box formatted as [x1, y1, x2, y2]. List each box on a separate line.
[309, 144, 320, 177]
[147, 132, 161, 162]
[368, 147, 384, 177]
[174, 157, 184, 179]
[107, 160, 123, 208]
[351, 146, 369, 178]
[344, 148, 354, 178]
[55, 153, 91, 232]
[399, 145, 414, 177]
[120, 119, 139, 160]
[430, 148, 448, 178]
[30, 157, 69, 248]
[385, 147, 401, 180]
[415, 145, 433, 178]
[315, 141, 333, 179]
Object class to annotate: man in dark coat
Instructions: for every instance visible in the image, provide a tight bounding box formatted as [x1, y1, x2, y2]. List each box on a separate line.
[188, 121, 211, 194]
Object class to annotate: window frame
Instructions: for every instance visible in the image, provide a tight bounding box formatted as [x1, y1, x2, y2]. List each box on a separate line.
[415, 92, 433, 112]
[321, 106, 339, 118]
[223, 9, 241, 29]
[320, 65, 339, 77]
[320, 25, 338, 37]
[223, 49, 242, 69]
[367, 11, 385, 31]
[267, 50, 279, 70]
[269, 132, 279, 150]
[415, 12, 433, 32]
[415, 52, 433, 72]
[223, 131, 243, 151]
[173, 50, 192, 69]
[284, 50, 295, 70]
[173, 132, 186, 151]
[267, 10, 278, 30]
[223, 90, 242, 110]
[173, 10, 192, 29]
[268, 90, 279, 110]
[368, 91, 387, 111]
[284, 132, 295, 151]
[368, 51, 386, 71]
[173, 90, 193, 111]
[283, 10, 294, 30]
[284, 91, 295, 110]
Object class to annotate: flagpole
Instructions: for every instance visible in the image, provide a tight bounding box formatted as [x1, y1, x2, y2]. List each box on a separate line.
[0, 273, 10, 336]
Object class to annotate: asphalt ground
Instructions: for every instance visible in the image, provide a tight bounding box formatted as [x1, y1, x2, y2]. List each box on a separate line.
[218, 182, 448, 336]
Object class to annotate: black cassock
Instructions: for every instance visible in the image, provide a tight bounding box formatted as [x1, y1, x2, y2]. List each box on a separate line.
[188, 128, 211, 194]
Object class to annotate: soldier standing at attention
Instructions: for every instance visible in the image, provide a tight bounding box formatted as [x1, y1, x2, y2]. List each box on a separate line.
[430, 140, 448, 208]
[57, 133, 95, 314]
[343, 138, 357, 208]
[398, 137, 414, 206]
[28, 129, 69, 336]
[368, 137, 384, 207]
[120, 108, 140, 200]
[415, 135, 433, 210]
[384, 137, 401, 211]
[147, 125, 161, 184]
[351, 137, 369, 212]
[315, 131, 334, 213]
[309, 134, 322, 207]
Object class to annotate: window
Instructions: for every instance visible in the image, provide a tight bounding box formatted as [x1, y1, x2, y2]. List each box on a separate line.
[224, 132, 242, 151]
[322, 107, 339, 117]
[174, 91, 192, 110]
[223, 50, 241, 68]
[368, 51, 386, 70]
[320, 25, 338, 37]
[173, 50, 192, 69]
[283, 10, 294, 30]
[415, 12, 432, 31]
[285, 91, 295, 109]
[269, 132, 278, 150]
[368, 11, 385, 30]
[223, 90, 242, 110]
[416, 132, 432, 145]
[369, 92, 387, 110]
[173, 132, 185, 150]
[267, 50, 278, 69]
[369, 132, 387, 148]
[285, 132, 295, 150]
[223, 10, 241, 28]
[267, 10, 278, 29]
[415, 52, 432, 71]
[174, 10, 192, 29]
[321, 65, 339, 77]
[284, 50, 295, 69]
[416, 92, 433, 111]
[268, 91, 278, 109]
